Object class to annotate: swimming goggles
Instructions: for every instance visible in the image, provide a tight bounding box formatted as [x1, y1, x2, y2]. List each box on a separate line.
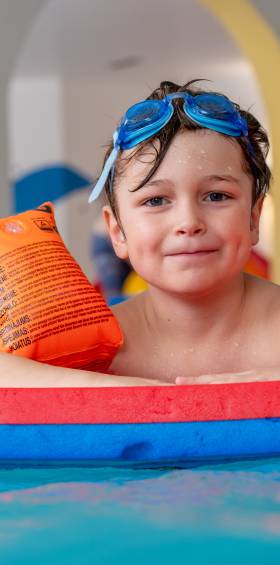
[88, 91, 250, 202]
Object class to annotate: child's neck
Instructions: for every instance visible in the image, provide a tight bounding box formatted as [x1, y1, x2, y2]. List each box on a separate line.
[143, 274, 248, 345]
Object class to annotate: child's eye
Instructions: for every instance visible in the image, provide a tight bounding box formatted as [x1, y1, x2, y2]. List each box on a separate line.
[143, 196, 168, 207]
[205, 192, 230, 202]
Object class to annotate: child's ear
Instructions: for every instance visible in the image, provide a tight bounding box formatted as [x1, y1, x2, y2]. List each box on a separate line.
[102, 205, 129, 260]
[250, 197, 264, 246]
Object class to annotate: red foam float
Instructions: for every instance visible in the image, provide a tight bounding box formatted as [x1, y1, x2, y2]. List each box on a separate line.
[0, 380, 279, 424]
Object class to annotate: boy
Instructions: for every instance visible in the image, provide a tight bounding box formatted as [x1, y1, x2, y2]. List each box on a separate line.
[1, 80, 280, 386]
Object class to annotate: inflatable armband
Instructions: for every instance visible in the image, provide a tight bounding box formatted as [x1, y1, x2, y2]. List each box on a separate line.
[0, 203, 123, 370]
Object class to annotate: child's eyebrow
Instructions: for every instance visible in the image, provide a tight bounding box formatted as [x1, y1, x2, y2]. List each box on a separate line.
[203, 174, 240, 184]
[142, 179, 174, 188]
[141, 174, 240, 190]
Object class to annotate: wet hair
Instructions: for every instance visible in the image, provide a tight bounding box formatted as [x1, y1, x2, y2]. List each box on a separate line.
[101, 79, 272, 218]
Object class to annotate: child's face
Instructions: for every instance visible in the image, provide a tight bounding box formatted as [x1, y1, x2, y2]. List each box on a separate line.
[103, 129, 263, 296]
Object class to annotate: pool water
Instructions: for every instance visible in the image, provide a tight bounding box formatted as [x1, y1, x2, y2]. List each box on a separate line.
[0, 458, 280, 564]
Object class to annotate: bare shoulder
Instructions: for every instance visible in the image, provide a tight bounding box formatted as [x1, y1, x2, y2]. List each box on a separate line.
[110, 293, 149, 349]
[245, 273, 280, 321]
[111, 293, 146, 334]
[109, 293, 147, 376]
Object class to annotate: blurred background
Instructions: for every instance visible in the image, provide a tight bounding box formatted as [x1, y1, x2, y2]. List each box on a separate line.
[1, 0, 280, 301]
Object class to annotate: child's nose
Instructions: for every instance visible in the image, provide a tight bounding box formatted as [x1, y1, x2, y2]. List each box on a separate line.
[173, 203, 206, 236]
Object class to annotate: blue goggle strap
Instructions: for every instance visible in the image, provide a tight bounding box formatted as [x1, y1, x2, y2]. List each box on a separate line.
[88, 131, 120, 202]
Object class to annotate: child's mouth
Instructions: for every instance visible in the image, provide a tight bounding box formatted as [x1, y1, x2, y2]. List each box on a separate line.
[168, 249, 217, 256]
[166, 249, 218, 262]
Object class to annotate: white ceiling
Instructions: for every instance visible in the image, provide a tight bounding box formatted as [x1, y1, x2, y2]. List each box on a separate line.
[14, 0, 245, 78]
[12, 0, 268, 129]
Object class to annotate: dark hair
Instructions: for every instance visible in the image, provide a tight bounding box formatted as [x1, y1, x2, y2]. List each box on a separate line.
[102, 79, 271, 218]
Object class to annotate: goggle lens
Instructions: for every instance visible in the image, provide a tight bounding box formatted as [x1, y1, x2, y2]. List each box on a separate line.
[192, 94, 235, 119]
[125, 100, 164, 131]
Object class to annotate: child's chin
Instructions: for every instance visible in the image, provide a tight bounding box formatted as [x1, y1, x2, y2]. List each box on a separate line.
[158, 279, 218, 296]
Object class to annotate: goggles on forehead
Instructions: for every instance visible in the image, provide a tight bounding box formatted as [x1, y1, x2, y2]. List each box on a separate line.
[88, 91, 250, 202]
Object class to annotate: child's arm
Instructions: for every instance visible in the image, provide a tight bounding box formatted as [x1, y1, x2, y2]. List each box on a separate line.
[176, 368, 280, 385]
[0, 353, 169, 387]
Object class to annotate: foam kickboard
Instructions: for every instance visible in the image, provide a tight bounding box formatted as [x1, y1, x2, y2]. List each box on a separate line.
[0, 381, 279, 424]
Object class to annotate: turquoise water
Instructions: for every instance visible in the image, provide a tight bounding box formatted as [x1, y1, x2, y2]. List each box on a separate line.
[0, 459, 280, 564]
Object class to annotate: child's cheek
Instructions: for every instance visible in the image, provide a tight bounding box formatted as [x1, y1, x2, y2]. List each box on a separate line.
[126, 222, 161, 265]
[133, 219, 159, 245]
[227, 218, 253, 265]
